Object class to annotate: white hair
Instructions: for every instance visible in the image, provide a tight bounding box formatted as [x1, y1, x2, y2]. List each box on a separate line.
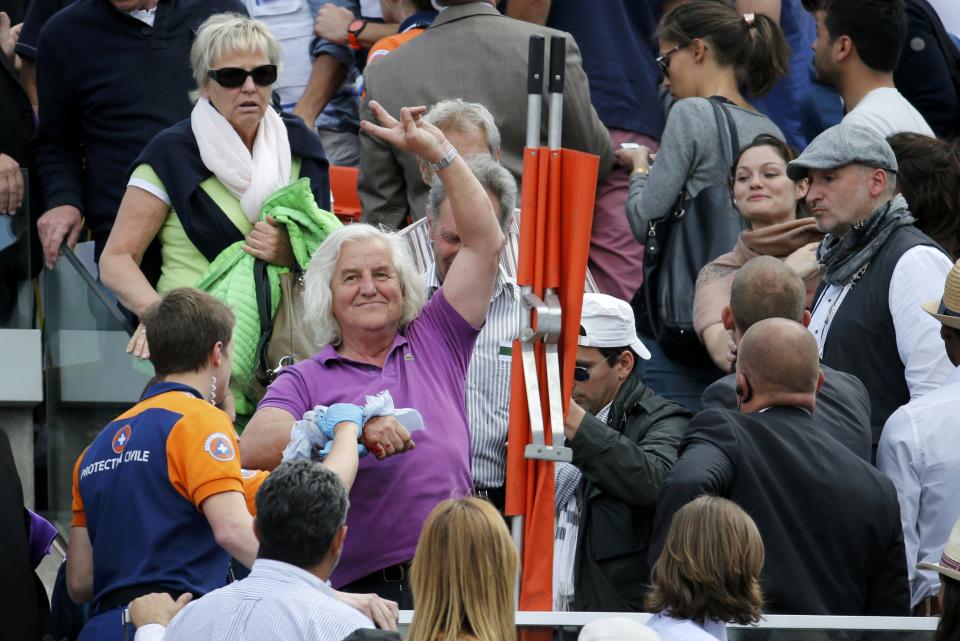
[423, 99, 501, 155]
[303, 224, 426, 348]
[190, 13, 283, 89]
[426, 154, 517, 234]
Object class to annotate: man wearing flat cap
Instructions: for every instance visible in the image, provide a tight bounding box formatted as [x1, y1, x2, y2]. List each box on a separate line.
[878, 259, 960, 617]
[787, 121, 953, 457]
[556, 293, 690, 612]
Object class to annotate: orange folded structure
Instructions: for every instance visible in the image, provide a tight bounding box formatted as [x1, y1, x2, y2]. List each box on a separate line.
[504, 34, 600, 616]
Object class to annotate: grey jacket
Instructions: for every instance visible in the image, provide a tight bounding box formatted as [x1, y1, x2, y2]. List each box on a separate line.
[626, 97, 783, 241]
[569, 371, 691, 611]
[359, 2, 613, 229]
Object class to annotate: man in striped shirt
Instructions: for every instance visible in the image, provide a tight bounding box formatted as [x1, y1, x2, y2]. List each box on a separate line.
[399, 100, 599, 510]
[397, 101, 518, 511]
[129, 461, 398, 641]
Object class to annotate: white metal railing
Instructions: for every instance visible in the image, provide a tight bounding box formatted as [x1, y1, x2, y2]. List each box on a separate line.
[397, 611, 938, 631]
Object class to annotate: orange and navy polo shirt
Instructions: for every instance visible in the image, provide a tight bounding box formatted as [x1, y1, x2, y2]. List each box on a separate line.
[72, 381, 247, 605]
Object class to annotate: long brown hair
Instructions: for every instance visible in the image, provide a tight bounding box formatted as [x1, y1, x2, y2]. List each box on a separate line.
[887, 133, 960, 259]
[659, 1, 788, 96]
[408, 498, 518, 641]
[646, 496, 765, 625]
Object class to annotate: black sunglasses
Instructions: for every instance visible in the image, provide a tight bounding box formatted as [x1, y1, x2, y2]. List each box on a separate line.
[207, 64, 278, 89]
[656, 44, 685, 78]
[573, 361, 606, 383]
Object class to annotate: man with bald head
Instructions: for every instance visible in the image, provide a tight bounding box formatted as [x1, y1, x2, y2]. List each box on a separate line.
[700, 257, 871, 461]
[651, 318, 909, 615]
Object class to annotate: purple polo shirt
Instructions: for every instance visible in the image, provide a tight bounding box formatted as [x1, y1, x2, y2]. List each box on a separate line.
[258, 289, 478, 586]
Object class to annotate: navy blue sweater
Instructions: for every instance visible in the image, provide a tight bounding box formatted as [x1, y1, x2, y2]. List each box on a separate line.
[541, 0, 665, 140]
[34, 0, 246, 249]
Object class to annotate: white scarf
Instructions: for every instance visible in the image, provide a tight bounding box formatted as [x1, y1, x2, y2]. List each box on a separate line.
[191, 97, 291, 223]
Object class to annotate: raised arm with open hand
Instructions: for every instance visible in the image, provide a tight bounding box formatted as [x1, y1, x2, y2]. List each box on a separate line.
[361, 101, 505, 328]
[360, 101, 448, 165]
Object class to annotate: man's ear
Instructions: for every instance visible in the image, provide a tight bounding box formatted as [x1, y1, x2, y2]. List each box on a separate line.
[721, 306, 736, 332]
[816, 369, 825, 394]
[211, 340, 224, 369]
[834, 34, 853, 63]
[802, 309, 812, 327]
[735, 372, 751, 403]
[617, 350, 635, 380]
[329, 525, 348, 558]
[868, 167, 889, 198]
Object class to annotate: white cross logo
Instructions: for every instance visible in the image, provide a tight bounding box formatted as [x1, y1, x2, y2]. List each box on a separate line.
[117, 433, 127, 446]
[216, 442, 229, 455]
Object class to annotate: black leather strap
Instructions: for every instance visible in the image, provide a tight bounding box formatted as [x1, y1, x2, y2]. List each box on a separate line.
[253, 259, 273, 385]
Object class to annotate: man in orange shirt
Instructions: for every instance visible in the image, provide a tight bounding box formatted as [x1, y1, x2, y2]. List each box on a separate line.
[366, 0, 435, 66]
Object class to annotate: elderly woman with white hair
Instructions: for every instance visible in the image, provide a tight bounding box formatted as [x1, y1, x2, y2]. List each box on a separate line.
[100, 13, 330, 367]
[240, 99, 508, 605]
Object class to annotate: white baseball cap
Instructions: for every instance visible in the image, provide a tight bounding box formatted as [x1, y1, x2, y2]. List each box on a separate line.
[578, 293, 651, 361]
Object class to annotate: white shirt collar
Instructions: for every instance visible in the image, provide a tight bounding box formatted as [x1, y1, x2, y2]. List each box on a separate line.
[126, 6, 157, 26]
[250, 558, 333, 595]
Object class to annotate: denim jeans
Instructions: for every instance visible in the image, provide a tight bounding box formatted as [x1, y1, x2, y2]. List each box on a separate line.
[636, 335, 723, 413]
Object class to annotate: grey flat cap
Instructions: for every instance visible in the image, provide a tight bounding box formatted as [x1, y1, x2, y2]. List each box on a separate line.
[786, 121, 898, 181]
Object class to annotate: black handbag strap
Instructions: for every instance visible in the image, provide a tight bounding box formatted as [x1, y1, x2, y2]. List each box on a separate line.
[644, 97, 740, 256]
[253, 259, 274, 385]
[709, 97, 739, 171]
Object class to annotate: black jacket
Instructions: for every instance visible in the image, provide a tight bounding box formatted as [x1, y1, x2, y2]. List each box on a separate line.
[569, 371, 691, 611]
[33, 0, 246, 252]
[700, 365, 872, 462]
[0, 431, 50, 640]
[651, 406, 910, 615]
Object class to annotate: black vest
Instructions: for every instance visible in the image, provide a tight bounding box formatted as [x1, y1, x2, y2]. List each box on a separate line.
[815, 225, 939, 444]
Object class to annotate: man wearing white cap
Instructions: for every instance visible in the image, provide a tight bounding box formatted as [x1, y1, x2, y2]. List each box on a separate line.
[558, 293, 691, 612]
[788, 120, 953, 457]
[878, 258, 960, 616]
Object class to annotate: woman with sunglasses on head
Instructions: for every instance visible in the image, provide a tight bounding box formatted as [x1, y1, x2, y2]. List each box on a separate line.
[693, 134, 822, 372]
[100, 13, 333, 417]
[616, 1, 789, 410]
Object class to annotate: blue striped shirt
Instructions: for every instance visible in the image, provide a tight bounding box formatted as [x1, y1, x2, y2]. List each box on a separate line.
[160, 559, 373, 641]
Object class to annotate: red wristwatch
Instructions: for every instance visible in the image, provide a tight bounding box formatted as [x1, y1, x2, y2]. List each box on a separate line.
[347, 18, 367, 50]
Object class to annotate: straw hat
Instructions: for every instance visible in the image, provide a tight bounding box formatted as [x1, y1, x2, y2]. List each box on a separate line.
[918, 518, 960, 582]
[922, 259, 960, 330]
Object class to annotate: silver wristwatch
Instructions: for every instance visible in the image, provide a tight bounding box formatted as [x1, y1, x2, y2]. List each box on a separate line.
[431, 145, 458, 172]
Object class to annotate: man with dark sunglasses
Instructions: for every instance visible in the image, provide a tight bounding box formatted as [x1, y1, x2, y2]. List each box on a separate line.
[557, 293, 690, 612]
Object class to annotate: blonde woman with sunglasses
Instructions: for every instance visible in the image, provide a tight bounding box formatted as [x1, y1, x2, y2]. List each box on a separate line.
[100, 13, 334, 416]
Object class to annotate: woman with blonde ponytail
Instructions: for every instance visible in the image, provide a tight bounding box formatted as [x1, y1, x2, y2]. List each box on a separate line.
[407, 498, 518, 641]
